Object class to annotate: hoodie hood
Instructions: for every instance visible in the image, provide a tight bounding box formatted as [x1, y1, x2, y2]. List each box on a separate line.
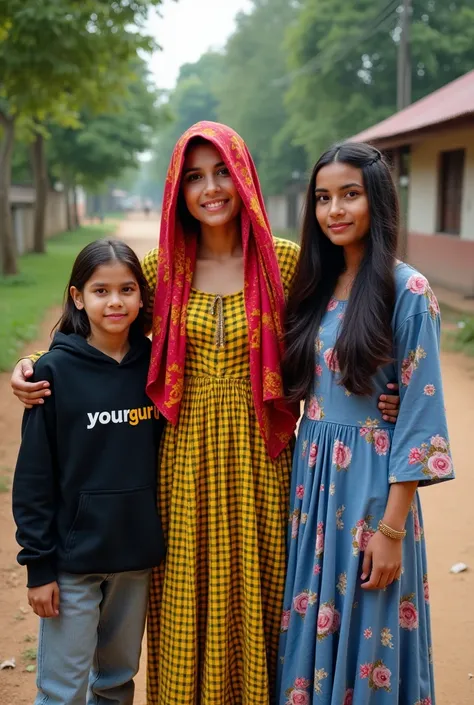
[49, 331, 150, 367]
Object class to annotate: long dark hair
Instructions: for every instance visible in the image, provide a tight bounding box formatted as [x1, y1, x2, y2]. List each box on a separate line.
[54, 239, 149, 338]
[283, 142, 399, 401]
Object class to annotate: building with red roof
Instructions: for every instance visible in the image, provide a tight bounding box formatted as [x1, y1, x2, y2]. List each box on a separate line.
[351, 70, 474, 297]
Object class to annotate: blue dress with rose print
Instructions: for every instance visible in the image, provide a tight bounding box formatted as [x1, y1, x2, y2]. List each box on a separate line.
[277, 263, 454, 705]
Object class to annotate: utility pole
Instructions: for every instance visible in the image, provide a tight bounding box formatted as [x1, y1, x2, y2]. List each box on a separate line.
[396, 0, 412, 259]
[397, 0, 412, 111]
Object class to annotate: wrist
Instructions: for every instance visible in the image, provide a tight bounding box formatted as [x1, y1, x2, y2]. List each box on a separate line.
[378, 520, 406, 541]
[381, 512, 406, 532]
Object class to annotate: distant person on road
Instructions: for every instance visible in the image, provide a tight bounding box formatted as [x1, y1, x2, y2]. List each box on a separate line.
[10, 124, 400, 705]
[276, 142, 454, 704]
[12, 240, 165, 705]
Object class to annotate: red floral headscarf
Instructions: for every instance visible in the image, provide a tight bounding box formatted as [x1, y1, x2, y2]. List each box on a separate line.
[146, 121, 297, 458]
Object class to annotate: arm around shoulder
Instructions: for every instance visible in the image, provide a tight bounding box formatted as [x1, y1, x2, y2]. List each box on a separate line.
[11, 354, 51, 407]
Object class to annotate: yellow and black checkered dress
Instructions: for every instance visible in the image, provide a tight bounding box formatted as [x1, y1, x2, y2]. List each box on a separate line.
[142, 238, 300, 705]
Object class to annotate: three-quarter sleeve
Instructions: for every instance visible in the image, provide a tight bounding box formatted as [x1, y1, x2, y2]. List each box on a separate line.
[388, 308, 454, 487]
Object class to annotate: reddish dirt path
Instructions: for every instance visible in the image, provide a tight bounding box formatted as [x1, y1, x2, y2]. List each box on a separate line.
[0, 215, 473, 704]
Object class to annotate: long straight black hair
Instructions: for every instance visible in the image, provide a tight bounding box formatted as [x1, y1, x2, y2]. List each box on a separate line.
[54, 239, 150, 338]
[283, 142, 399, 401]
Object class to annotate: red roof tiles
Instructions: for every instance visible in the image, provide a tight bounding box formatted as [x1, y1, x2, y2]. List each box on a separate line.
[352, 70, 474, 144]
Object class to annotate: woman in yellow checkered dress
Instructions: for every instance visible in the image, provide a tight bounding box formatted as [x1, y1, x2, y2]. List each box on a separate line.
[144, 122, 300, 705]
[143, 125, 399, 705]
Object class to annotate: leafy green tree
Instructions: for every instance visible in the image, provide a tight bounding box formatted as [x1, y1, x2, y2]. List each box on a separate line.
[215, 0, 306, 195]
[151, 52, 225, 189]
[49, 61, 164, 226]
[11, 140, 33, 186]
[0, 0, 163, 274]
[284, 0, 474, 160]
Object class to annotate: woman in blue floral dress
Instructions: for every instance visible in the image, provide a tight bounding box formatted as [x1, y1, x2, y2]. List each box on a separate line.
[277, 143, 454, 705]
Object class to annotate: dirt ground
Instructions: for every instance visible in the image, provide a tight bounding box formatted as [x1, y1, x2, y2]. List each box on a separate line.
[1, 215, 473, 705]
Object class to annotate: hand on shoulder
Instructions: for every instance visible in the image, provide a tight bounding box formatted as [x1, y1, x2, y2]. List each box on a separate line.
[11, 357, 51, 408]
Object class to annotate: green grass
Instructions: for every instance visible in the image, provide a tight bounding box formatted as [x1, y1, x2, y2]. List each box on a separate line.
[104, 211, 126, 220]
[0, 224, 116, 371]
[22, 647, 37, 662]
[439, 302, 464, 327]
[0, 477, 9, 493]
[444, 314, 474, 357]
[439, 303, 474, 357]
[87, 211, 126, 221]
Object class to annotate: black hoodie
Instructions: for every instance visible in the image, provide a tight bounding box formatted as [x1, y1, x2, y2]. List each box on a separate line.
[13, 332, 165, 588]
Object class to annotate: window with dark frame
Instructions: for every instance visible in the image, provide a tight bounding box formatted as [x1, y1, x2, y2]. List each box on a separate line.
[438, 149, 465, 235]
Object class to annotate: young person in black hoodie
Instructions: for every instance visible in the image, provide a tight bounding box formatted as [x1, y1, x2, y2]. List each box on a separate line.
[13, 239, 165, 705]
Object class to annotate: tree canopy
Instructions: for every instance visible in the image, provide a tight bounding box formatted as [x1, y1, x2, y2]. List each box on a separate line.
[0, 0, 165, 274]
[150, 51, 225, 192]
[215, 0, 306, 195]
[49, 60, 163, 192]
[149, 0, 474, 198]
[284, 0, 474, 157]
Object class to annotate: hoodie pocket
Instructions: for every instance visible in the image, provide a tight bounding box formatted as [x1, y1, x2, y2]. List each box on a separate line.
[65, 486, 165, 572]
[65, 493, 89, 552]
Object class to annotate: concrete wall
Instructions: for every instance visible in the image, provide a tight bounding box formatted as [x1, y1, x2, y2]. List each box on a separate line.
[11, 190, 69, 255]
[266, 191, 306, 234]
[297, 192, 306, 225]
[265, 194, 288, 231]
[407, 127, 474, 295]
[408, 232, 474, 296]
[45, 191, 68, 239]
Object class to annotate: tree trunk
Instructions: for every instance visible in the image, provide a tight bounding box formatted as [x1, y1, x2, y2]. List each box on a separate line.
[0, 114, 17, 275]
[65, 182, 73, 231]
[31, 131, 48, 253]
[72, 183, 80, 229]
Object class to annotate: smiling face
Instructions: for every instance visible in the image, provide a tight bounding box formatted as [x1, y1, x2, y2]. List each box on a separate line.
[315, 161, 370, 249]
[70, 261, 142, 339]
[181, 141, 242, 228]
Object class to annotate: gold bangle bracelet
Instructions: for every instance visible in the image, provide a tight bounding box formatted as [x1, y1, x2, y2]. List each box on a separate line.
[378, 520, 406, 541]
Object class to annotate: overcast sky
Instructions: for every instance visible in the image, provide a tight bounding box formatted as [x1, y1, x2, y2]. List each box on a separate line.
[146, 0, 253, 90]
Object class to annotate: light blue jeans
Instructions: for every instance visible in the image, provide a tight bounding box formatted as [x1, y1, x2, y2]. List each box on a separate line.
[34, 569, 150, 705]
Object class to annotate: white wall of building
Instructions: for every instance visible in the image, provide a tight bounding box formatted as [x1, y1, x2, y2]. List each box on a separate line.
[265, 194, 288, 232]
[408, 127, 474, 240]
